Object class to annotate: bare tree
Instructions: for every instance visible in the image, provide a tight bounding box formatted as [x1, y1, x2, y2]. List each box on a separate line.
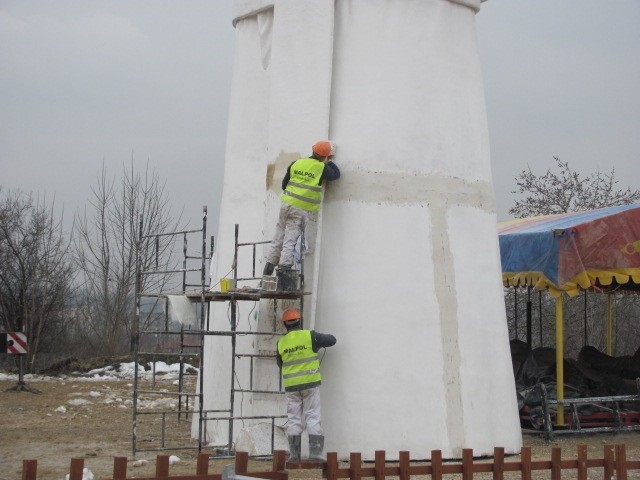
[0, 188, 75, 371]
[74, 162, 182, 356]
[509, 156, 640, 218]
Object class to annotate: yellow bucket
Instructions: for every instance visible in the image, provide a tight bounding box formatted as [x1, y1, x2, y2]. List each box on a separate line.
[220, 278, 234, 292]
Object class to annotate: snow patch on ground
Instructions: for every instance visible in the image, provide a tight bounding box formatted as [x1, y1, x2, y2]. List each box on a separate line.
[65, 467, 94, 480]
[1, 362, 197, 412]
[0, 362, 197, 383]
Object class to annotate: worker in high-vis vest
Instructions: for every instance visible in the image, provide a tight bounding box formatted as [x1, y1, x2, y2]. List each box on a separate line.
[263, 140, 340, 276]
[277, 309, 336, 462]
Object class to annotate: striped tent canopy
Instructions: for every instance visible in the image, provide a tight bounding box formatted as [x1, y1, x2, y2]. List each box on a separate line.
[498, 203, 640, 297]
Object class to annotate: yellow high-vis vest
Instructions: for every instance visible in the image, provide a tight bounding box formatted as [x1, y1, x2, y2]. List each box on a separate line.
[278, 330, 321, 391]
[281, 158, 325, 212]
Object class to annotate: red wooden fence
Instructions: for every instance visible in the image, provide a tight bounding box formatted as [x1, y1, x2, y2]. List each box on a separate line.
[20, 444, 640, 480]
[20, 450, 288, 480]
[324, 444, 639, 480]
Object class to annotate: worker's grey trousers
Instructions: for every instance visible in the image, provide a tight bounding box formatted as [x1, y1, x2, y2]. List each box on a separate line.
[285, 387, 323, 436]
[265, 203, 307, 268]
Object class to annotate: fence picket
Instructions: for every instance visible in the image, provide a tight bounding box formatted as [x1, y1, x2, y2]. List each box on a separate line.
[196, 452, 209, 475]
[156, 455, 170, 478]
[398, 451, 410, 480]
[492, 447, 504, 480]
[69, 458, 84, 480]
[113, 457, 127, 480]
[431, 450, 443, 480]
[551, 447, 561, 480]
[273, 450, 287, 471]
[326, 452, 339, 480]
[350, 452, 362, 480]
[604, 444, 615, 479]
[520, 446, 531, 480]
[22, 459, 37, 480]
[236, 451, 249, 473]
[616, 444, 628, 480]
[576, 444, 587, 480]
[374, 451, 385, 480]
[462, 449, 473, 480]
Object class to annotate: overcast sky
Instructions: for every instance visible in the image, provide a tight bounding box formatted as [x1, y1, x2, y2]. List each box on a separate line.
[1, 1, 639, 236]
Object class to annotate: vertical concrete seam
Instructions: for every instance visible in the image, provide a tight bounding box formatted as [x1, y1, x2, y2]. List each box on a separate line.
[431, 197, 465, 456]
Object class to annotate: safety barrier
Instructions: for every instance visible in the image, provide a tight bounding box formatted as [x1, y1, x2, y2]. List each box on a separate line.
[19, 445, 640, 480]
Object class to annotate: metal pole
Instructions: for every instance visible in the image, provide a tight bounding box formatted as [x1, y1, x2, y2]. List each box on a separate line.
[229, 299, 237, 453]
[197, 206, 207, 452]
[555, 295, 565, 425]
[539, 290, 543, 347]
[182, 233, 188, 293]
[202, 207, 207, 303]
[540, 383, 553, 440]
[179, 325, 185, 421]
[526, 286, 532, 347]
[514, 288, 518, 340]
[584, 289, 588, 346]
[607, 293, 614, 355]
[234, 224, 239, 285]
[228, 223, 240, 453]
[18, 355, 25, 385]
[208, 235, 214, 330]
[252, 244, 256, 278]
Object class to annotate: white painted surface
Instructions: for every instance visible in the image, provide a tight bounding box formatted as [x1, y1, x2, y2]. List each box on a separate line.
[197, 0, 522, 459]
[449, 206, 523, 452]
[191, 6, 273, 444]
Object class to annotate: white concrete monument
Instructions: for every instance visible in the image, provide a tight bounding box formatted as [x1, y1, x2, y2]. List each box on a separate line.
[198, 0, 522, 460]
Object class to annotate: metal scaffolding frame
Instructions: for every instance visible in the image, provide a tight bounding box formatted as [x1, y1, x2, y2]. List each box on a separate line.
[537, 381, 640, 438]
[132, 210, 307, 457]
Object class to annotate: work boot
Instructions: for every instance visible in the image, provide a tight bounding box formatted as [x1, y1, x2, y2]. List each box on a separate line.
[308, 434, 325, 462]
[277, 267, 298, 292]
[287, 435, 301, 462]
[263, 262, 276, 276]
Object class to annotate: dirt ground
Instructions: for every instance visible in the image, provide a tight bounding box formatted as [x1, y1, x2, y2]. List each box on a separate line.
[2, 374, 640, 480]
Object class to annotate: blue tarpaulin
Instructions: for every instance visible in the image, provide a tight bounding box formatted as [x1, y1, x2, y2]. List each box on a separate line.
[498, 203, 640, 296]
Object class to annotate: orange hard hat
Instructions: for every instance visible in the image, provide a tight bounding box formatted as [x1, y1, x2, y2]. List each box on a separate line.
[282, 309, 302, 322]
[312, 141, 334, 157]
